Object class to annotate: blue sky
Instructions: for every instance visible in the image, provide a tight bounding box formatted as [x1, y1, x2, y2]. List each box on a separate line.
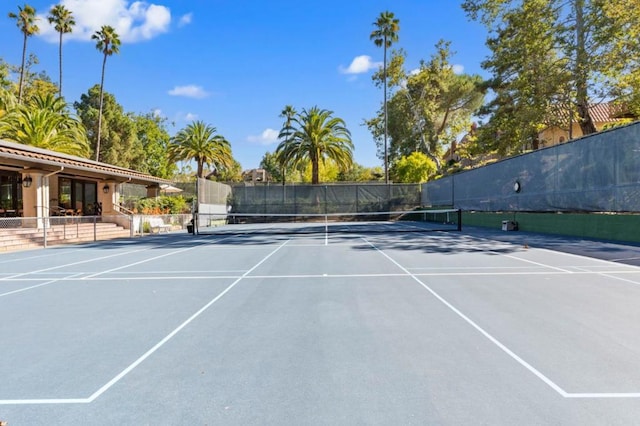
[1, 0, 490, 170]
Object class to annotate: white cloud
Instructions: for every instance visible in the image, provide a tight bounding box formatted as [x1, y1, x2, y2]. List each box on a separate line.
[339, 55, 382, 75]
[247, 128, 279, 145]
[452, 64, 464, 74]
[37, 0, 171, 43]
[178, 13, 192, 27]
[168, 85, 209, 99]
[184, 112, 198, 121]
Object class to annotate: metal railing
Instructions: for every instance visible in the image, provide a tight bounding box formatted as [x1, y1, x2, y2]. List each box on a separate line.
[0, 213, 192, 250]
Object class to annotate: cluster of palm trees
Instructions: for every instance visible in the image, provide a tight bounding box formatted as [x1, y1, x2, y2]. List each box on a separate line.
[4, 5, 398, 185]
[6, 3, 120, 162]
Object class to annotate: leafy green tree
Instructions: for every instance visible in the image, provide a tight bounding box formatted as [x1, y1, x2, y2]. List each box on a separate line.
[595, 0, 640, 116]
[473, 0, 569, 155]
[8, 4, 39, 103]
[366, 42, 484, 171]
[92, 25, 120, 161]
[463, 0, 640, 138]
[370, 10, 400, 183]
[5, 53, 57, 100]
[215, 159, 243, 182]
[0, 92, 89, 156]
[260, 151, 286, 183]
[337, 164, 384, 182]
[74, 85, 141, 167]
[168, 120, 234, 178]
[47, 4, 75, 97]
[131, 112, 175, 178]
[390, 151, 436, 183]
[0, 88, 17, 120]
[0, 59, 12, 91]
[275, 106, 353, 184]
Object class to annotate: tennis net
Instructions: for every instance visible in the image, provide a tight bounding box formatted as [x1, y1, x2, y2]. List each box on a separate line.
[193, 208, 461, 236]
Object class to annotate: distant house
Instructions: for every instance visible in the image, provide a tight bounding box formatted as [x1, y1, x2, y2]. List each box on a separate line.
[539, 102, 636, 147]
[242, 168, 269, 183]
[445, 102, 637, 167]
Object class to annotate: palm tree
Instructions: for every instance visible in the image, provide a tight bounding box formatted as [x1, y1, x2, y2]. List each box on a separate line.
[1, 93, 89, 157]
[275, 107, 353, 185]
[8, 4, 40, 104]
[48, 4, 75, 98]
[370, 11, 399, 184]
[168, 121, 233, 178]
[92, 25, 120, 162]
[278, 105, 297, 184]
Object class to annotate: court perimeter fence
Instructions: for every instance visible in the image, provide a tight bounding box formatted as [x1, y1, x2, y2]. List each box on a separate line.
[422, 121, 640, 213]
[197, 179, 422, 218]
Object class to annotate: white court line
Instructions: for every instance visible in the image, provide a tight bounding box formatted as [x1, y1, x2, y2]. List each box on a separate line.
[0, 248, 152, 281]
[0, 238, 291, 406]
[495, 252, 574, 273]
[573, 266, 640, 287]
[0, 273, 85, 298]
[363, 237, 640, 399]
[5, 269, 640, 283]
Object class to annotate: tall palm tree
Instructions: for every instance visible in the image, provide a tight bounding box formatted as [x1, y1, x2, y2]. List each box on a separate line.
[278, 105, 297, 184]
[370, 11, 399, 184]
[92, 25, 120, 162]
[168, 121, 233, 178]
[8, 4, 39, 104]
[275, 107, 353, 185]
[48, 4, 75, 98]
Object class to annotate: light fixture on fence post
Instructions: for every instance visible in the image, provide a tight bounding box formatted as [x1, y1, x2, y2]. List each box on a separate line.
[103, 183, 110, 194]
[22, 175, 32, 188]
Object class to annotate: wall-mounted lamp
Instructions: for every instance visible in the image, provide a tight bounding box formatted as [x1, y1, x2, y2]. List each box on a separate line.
[22, 175, 33, 188]
[103, 183, 110, 194]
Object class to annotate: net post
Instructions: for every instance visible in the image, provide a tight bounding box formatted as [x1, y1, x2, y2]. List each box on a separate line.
[457, 209, 462, 231]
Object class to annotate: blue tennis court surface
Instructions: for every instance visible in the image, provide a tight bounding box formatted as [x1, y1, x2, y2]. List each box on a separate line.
[2, 229, 640, 425]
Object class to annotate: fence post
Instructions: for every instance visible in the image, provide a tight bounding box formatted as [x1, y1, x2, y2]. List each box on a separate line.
[43, 215, 47, 248]
[93, 216, 97, 241]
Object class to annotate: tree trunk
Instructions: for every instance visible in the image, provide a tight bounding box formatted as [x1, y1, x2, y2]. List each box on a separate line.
[58, 31, 63, 96]
[312, 158, 319, 184]
[95, 52, 107, 161]
[383, 35, 389, 184]
[18, 34, 27, 104]
[574, 0, 597, 136]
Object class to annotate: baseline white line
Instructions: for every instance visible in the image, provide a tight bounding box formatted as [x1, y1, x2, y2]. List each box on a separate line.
[0, 238, 290, 406]
[362, 237, 570, 398]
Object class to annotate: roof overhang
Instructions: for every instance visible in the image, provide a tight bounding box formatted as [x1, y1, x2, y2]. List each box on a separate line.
[0, 139, 171, 186]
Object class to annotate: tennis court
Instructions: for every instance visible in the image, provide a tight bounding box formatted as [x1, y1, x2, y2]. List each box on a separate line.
[2, 223, 640, 425]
